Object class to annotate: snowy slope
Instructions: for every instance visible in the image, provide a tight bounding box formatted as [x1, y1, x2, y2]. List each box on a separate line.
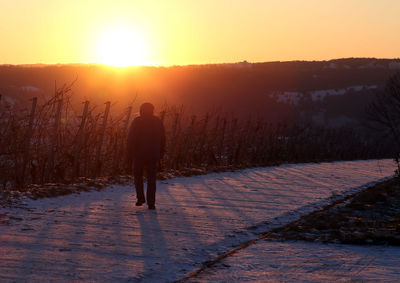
[0, 159, 395, 282]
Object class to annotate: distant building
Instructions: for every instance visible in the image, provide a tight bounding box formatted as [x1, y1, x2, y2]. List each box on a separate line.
[226, 60, 252, 69]
[237, 60, 252, 69]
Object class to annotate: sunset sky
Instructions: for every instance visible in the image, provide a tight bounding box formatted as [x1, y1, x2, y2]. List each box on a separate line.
[0, 0, 399, 66]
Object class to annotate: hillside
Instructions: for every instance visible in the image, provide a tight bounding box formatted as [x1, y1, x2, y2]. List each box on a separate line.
[1, 58, 399, 125]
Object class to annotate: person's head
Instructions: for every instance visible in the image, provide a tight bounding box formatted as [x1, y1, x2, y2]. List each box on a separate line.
[140, 102, 155, 116]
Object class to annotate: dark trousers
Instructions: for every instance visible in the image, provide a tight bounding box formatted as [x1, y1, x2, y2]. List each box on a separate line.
[133, 158, 158, 206]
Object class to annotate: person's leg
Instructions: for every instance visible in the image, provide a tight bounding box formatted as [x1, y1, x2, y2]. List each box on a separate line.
[145, 159, 158, 209]
[133, 159, 146, 204]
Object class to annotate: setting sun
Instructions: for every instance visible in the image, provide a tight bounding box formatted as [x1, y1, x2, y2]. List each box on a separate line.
[96, 27, 149, 67]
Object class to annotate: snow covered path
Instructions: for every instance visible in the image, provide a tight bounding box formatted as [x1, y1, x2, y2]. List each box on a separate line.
[0, 159, 395, 282]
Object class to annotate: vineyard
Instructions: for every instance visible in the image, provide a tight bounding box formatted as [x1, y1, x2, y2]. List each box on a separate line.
[0, 84, 394, 191]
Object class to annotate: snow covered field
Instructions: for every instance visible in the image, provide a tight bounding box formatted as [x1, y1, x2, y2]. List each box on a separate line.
[0, 159, 396, 282]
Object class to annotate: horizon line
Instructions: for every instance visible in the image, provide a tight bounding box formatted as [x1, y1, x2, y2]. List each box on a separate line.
[1, 57, 400, 68]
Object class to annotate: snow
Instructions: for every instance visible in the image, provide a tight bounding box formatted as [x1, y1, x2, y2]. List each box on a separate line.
[272, 91, 303, 104]
[309, 85, 377, 102]
[358, 62, 385, 69]
[389, 62, 400, 70]
[192, 241, 400, 282]
[0, 159, 396, 282]
[270, 85, 377, 105]
[1, 95, 16, 106]
[20, 86, 40, 92]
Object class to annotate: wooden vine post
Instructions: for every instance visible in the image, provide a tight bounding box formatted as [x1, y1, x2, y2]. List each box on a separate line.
[197, 113, 209, 164]
[20, 97, 37, 188]
[94, 101, 110, 177]
[113, 105, 132, 174]
[206, 115, 219, 165]
[73, 101, 89, 177]
[158, 110, 166, 171]
[168, 112, 180, 169]
[183, 115, 196, 167]
[228, 119, 238, 165]
[218, 118, 227, 164]
[46, 98, 63, 181]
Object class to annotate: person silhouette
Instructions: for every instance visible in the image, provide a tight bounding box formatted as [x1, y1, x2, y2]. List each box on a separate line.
[126, 103, 166, 210]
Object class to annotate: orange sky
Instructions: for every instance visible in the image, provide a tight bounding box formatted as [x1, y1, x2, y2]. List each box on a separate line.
[0, 0, 399, 66]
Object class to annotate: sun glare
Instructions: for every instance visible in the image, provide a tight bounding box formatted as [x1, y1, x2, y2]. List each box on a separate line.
[96, 27, 149, 67]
